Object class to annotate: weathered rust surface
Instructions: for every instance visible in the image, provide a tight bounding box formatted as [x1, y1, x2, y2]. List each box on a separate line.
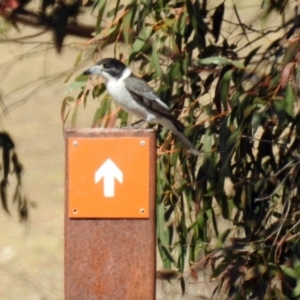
[65, 128, 156, 300]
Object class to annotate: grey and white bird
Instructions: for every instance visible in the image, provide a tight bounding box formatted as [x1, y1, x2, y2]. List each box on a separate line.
[83, 58, 200, 155]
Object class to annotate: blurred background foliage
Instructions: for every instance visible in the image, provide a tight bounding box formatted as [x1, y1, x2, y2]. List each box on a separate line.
[3, 0, 300, 298]
[0, 131, 27, 221]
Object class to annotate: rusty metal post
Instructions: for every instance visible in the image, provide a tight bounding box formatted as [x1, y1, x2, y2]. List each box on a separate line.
[65, 128, 156, 300]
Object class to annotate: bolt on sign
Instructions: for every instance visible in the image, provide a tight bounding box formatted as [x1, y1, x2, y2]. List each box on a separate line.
[67, 129, 151, 218]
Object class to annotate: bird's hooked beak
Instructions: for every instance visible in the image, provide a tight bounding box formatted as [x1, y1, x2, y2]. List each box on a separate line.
[83, 64, 103, 76]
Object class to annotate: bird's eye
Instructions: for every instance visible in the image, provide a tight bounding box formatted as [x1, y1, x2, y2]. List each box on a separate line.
[103, 63, 110, 69]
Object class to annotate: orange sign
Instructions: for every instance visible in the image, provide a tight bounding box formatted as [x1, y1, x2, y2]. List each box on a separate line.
[68, 137, 150, 218]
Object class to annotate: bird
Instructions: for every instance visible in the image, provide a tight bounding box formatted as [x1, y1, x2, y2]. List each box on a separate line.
[82, 58, 200, 156]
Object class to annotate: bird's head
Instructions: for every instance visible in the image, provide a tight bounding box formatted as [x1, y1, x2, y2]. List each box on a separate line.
[83, 58, 131, 82]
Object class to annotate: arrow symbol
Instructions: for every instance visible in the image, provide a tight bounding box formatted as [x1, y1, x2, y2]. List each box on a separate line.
[95, 158, 123, 197]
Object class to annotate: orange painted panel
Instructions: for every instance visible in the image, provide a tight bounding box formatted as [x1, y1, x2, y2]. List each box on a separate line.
[68, 137, 150, 218]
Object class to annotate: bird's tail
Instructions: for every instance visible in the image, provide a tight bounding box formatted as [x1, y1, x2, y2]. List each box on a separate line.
[159, 118, 200, 156]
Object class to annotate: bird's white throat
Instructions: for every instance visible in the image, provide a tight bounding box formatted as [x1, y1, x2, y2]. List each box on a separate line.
[119, 67, 132, 80]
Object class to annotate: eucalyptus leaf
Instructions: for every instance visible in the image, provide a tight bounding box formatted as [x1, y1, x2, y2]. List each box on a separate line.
[283, 82, 295, 117]
[132, 26, 152, 53]
[199, 57, 244, 69]
[65, 79, 87, 94]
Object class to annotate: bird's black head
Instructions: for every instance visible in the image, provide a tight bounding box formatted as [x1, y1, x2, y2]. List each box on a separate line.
[83, 58, 129, 80]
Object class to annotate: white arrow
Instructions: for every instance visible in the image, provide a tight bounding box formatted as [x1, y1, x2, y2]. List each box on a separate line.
[94, 158, 123, 197]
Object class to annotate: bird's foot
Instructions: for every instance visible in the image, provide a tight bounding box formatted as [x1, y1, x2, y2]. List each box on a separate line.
[121, 119, 147, 129]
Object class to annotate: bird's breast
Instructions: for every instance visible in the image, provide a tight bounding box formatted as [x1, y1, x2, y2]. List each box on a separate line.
[106, 80, 156, 121]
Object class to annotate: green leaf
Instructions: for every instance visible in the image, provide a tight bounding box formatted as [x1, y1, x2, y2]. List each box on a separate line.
[61, 96, 75, 122]
[132, 26, 152, 53]
[94, 0, 107, 34]
[199, 57, 244, 69]
[117, 109, 129, 127]
[280, 265, 297, 279]
[295, 265, 300, 278]
[203, 130, 212, 159]
[106, 4, 124, 18]
[251, 109, 265, 134]
[293, 281, 300, 297]
[122, 4, 136, 44]
[157, 201, 169, 246]
[71, 104, 79, 127]
[282, 40, 300, 67]
[161, 244, 177, 265]
[283, 82, 295, 117]
[92, 97, 112, 127]
[218, 229, 231, 245]
[74, 50, 83, 67]
[101, 23, 120, 40]
[65, 76, 88, 94]
[92, 84, 106, 98]
[150, 50, 163, 78]
[186, 0, 206, 48]
[211, 261, 228, 278]
[168, 61, 182, 82]
[227, 128, 241, 145]
[244, 46, 260, 66]
[177, 11, 187, 36]
[220, 69, 232, 106]
[244, 265, 267, 281]
[215, 188, 229, 220]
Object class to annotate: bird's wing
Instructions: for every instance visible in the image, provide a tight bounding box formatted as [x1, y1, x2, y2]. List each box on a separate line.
[124, 75, 184, 131]
[124, 75, 170, 112]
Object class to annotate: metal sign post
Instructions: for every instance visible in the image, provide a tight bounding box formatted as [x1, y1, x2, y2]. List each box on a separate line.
[65, 128, 156, 300]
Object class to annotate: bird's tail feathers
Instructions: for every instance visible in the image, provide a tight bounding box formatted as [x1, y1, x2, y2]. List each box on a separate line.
[160, 118, 200, 156]
[174, 130, 201, 156]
